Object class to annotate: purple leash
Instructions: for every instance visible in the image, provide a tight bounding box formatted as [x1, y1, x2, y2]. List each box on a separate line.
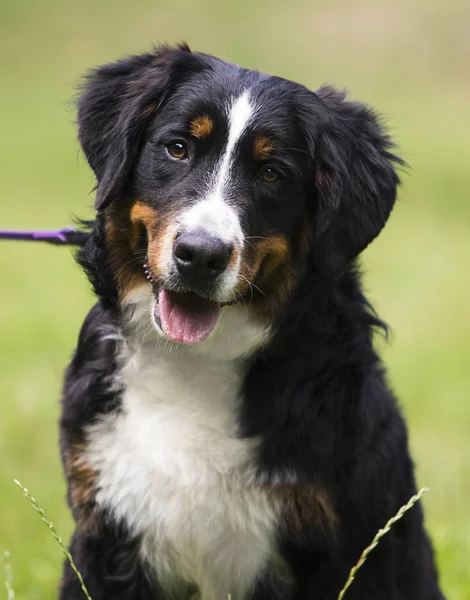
[0, 226, 87, 247]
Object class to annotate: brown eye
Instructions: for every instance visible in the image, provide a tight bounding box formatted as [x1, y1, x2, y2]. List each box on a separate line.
[261, 167, 281, 183]
[167, 141, 188, 160]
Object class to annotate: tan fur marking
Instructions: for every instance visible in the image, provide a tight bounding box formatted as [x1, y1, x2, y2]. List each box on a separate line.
[189, 115, 214, 139]
[106, 200, 177, 299]
[130, 201, 158, 234]
[254, 136, 274, 161]
[227, 247, 241, 273]
[146, 224, 176, 286]
[255, 236, 290, 279]
[104, 200, 155, 297]
[131, 201, 177, 287]
[236, 234, 296, 317]
[238, 235, 290, 283]
[271, 485, 337, 532]
[65, 442, 98, 531]
[105, 209, 145, 296]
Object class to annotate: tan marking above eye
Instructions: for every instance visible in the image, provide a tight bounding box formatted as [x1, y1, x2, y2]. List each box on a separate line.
[254, 136, 274, 161]
[189, 115, 214, 139]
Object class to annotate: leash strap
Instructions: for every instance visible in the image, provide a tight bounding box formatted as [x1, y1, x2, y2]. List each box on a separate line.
[0, 227, 87, 246]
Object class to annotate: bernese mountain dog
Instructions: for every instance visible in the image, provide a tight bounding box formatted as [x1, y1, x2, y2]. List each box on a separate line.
[59, 43, 445, 599]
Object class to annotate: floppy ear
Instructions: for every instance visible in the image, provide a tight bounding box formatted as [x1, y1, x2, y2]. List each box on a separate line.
[78, 44, 194, 211]
[309, 86, 404, 278]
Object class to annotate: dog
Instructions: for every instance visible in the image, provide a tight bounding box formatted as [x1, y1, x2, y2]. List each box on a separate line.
[59, 43, 444, 599]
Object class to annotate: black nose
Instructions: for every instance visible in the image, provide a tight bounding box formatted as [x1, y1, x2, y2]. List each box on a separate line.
[173, 231, 232, 285]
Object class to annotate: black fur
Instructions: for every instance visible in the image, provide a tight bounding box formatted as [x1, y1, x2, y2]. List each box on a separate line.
[59, 45, 445, 599]
[241, 269, 441, 598]
[307, 86, 403, 278]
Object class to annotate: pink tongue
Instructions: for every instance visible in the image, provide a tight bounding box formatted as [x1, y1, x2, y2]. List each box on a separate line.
[158, 289, 221, 344]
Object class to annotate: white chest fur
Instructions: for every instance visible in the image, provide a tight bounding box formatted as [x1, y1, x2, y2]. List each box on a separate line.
[85, 339, 285, 600]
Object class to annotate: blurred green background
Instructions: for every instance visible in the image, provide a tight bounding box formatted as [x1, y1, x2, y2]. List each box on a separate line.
[0, 0, 469, 597]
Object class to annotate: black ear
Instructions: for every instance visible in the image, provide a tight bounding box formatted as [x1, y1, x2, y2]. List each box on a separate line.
[308, 86, 404, 278]
[78, 44, 194, 211]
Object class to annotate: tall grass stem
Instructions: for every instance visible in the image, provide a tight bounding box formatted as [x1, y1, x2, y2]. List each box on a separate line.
[3, 550, 14, 600]
[337, 487, 430, 600]
[14, 479, 93, 600]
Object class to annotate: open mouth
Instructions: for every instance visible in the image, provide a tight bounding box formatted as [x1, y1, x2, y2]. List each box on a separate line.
[157, 289, 223, 344]
[144, 262, 237, 345]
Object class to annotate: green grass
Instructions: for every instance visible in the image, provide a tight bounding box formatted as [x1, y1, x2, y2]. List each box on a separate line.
[0, 0, 469, 597]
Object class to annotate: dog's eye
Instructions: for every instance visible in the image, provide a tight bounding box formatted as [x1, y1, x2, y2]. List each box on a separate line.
[260, 167, 281, 184]
[166, 141, 188, 160]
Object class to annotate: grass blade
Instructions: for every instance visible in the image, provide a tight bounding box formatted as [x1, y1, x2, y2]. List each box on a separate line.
[14, 479, 92, 600]
[3, 550, 14, 600]
[337, 487, 430, 600]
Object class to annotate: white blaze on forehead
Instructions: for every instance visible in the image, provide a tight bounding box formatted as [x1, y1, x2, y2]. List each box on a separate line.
[179, 90, 254, 243]
[213, 89, 254, 198]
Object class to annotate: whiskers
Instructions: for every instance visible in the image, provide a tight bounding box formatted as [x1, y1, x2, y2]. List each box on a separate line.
[238, 275, 266, 308]
[244, 236, 267, 252]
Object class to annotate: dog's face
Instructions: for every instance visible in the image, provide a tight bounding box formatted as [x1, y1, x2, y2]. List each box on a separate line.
[79, 44, 401, 350]
[127, 69, 313, 345]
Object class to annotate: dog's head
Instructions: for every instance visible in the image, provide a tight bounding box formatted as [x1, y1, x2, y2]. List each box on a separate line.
[78, 44, 401, 352]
